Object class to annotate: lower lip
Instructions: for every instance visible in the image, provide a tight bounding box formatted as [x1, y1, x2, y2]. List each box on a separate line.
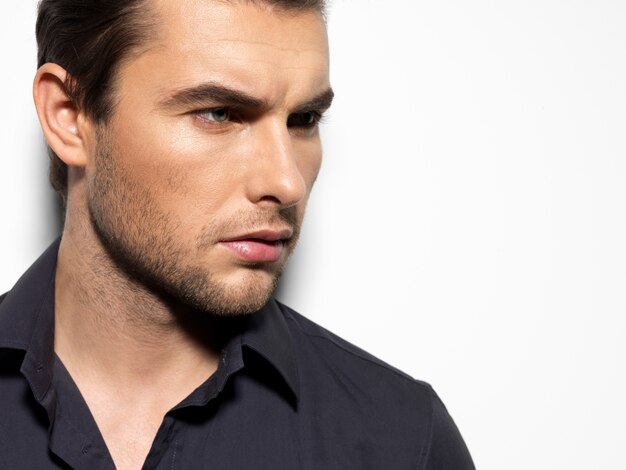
[220, 239, 285, 263]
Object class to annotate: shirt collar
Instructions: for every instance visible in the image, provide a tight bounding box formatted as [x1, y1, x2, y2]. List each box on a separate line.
[240, 298, 300, 401]
[0, 239, 300, 402]
[0, 239, 59, 402]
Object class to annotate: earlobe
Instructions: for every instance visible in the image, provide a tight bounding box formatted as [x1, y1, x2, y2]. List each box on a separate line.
[33, 63, 91, 167]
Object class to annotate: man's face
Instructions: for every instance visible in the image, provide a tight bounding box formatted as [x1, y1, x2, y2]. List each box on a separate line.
[86, 0, 331, 315]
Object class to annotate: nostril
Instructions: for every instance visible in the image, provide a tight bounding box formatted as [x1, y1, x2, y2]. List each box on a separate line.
[258, 195, 282, 205]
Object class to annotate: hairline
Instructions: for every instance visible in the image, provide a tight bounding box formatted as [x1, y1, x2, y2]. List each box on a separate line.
[83, 0, 327, 123]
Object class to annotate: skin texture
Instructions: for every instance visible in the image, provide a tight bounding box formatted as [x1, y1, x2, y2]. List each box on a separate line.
[89, 1, 331, 316]
[32, 1, 331, 468]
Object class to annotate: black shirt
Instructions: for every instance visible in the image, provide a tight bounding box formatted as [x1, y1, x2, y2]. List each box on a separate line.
[0, 241, 475, 469]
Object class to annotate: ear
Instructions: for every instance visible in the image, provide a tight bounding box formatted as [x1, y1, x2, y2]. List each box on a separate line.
[33, 64, 93, 167]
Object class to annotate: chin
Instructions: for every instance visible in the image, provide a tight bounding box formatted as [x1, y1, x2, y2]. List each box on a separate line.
[170, 267, 280, 316]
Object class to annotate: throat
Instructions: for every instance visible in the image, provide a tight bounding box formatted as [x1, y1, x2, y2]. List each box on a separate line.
[54, 335, 220, 470]
[52, 235, 224, 469]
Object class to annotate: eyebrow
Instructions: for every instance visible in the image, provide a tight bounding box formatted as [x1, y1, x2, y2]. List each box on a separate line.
[159, 83, 266, 109]
[294, 88, 335, 114]
[158, 82, 334, 113]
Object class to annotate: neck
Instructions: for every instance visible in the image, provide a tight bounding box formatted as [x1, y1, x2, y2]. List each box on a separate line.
[54, 210, 223, 395]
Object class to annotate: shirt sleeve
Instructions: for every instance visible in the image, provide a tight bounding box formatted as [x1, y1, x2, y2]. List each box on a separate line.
[423, 389, 475, 470]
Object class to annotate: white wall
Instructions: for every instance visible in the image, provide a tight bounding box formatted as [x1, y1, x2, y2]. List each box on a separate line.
[1, 1, 625, 468]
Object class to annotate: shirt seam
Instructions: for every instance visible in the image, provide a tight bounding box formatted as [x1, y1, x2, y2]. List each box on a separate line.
[418, 385, 436, 470]
[294, 328, 428, 389]
[170, 437, 178, 470]
[283, 309, 436, 468]
[280, 305, 428, 389]
[51, 399, 110, 467]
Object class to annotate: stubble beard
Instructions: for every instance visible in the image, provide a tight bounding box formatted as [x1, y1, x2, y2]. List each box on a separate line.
[87, 129, 300, 316]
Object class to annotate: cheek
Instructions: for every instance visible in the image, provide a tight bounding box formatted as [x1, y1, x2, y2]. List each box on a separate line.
[110, 120, 242, 215]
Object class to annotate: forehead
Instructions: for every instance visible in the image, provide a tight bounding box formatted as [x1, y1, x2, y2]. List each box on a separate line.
[154, 0, 325, 40]
[130, 0, 330, 100]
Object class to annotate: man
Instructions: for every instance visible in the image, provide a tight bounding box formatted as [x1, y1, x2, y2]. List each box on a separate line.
[0, 0, 474, 468]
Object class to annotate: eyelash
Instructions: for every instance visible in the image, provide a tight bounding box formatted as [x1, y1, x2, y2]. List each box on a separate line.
[287, 111, 325, 129]
[194, 108, 326, 130]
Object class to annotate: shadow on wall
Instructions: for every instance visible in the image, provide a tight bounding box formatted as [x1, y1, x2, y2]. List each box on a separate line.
[272, 244, 304, 304]
[274, 276, 288, 300]
[37, 139, 64, 240]
[47, 187, 64, 236]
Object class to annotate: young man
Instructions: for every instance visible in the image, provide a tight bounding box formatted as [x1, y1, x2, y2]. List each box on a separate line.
[0, 0, 474, 468]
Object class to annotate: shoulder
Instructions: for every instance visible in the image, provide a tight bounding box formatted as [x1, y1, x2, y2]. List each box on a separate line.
[275, 300, 475, 469]
[277, 299, 430, 389]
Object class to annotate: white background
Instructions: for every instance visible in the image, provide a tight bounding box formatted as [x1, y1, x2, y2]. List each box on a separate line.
[1, 1, 625, 468]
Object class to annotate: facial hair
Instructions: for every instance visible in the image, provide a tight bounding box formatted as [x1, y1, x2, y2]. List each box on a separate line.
[87, 127, 300, 316]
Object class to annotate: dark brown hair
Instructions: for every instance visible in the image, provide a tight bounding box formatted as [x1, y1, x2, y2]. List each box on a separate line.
[36, 0, 326, 203]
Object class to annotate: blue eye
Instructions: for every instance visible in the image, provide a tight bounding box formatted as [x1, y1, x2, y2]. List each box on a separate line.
[199, 108, 230, 123]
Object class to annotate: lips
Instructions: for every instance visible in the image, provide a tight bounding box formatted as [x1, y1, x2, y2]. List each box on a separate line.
[220, 229, 292, 263]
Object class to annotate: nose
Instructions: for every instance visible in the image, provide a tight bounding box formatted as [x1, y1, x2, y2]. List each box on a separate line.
[245, 119, 307, 209]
